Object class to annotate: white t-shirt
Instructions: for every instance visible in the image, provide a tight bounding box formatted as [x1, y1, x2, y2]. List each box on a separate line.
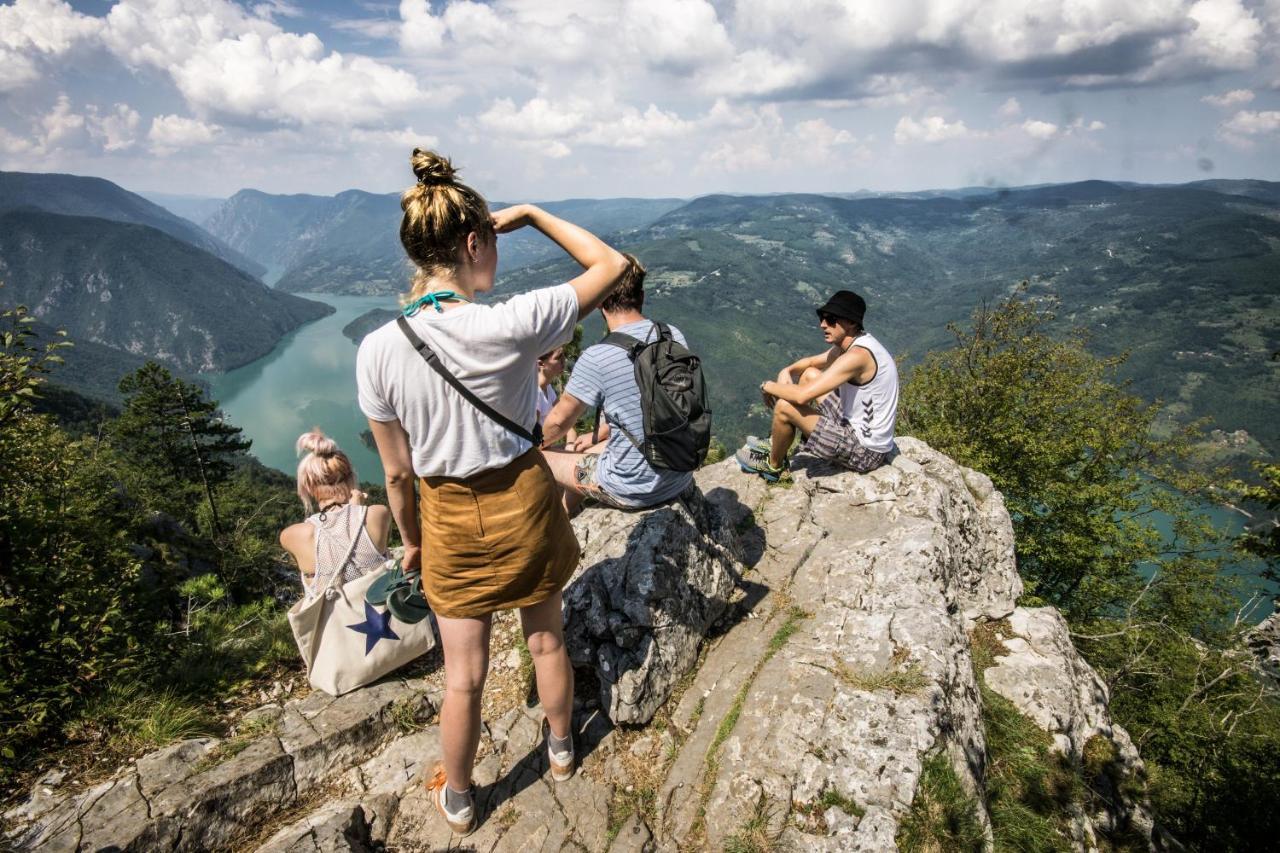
[535, 383, 557, 423]
[356, 284, 579, 479]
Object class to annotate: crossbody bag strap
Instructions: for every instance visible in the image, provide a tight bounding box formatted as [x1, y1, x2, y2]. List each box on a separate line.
[396, 316, 542, 446]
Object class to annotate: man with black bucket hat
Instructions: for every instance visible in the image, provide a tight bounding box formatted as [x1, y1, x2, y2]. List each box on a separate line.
[736, 290, 898, 481]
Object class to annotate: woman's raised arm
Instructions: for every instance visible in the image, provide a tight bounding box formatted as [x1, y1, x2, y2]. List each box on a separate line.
[492, 204, 627, 318]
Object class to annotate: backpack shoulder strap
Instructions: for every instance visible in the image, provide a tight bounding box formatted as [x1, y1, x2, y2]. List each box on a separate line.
[599, 331, 644, 358]
[396, 316, 541, 446]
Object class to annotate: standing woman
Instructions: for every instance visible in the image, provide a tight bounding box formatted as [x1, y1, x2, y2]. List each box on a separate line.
[356, 149, 627, 835]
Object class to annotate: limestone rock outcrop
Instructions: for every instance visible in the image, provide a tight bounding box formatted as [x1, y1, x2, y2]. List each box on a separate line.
[564, 487, 741, 724]
[1248, 610, 1280, 689]
[986, 607, 1154, 846]
[4, 438, 1154, 852]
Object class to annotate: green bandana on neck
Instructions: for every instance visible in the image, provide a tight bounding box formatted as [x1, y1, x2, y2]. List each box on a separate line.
[402, 291, 471, 317]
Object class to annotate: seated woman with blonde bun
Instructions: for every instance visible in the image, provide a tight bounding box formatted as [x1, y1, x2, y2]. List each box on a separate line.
[279, 430, 391, 599]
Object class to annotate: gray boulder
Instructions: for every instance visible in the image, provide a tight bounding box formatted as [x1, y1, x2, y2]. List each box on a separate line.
[564, 486, 742, 724]
[1248, 609, 1280, 689]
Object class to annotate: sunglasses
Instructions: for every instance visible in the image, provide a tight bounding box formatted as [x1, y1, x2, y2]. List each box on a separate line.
[818, 312, 840, 326]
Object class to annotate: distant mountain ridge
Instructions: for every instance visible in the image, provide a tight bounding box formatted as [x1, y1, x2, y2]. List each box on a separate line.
[140, 192, 227, 226]
[0, 171, 265, 278]
[203, 190, 684, 293]
[0, 209, 332, 380]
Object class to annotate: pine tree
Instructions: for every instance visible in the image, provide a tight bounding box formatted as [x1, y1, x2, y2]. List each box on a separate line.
[111, 362, 251, 532]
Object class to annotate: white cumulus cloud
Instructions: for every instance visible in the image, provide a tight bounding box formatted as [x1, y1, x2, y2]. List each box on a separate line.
[1202, 88, 1255, 107]
[149, 114, 223, 151]
[894, 115, 971, 144]
[1021, 119, 1059, 140]
[0, 0, 101, 92]
[1218, 108, 1280, 146]
[88, 103, 141, 151]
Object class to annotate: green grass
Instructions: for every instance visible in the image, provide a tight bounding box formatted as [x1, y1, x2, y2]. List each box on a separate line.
[66, 683, 215, 757]
[896, 752, 985, 853]
[970, 622, 1079, 853]
[723, 792, 785, 853]
[818, 787, 865, 819]
[387, 691, 431, 733]
[605, 784, 657, 847]
[194, 714, 280, 771]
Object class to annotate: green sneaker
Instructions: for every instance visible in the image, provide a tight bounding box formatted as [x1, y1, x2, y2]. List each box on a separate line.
[735, 443, 787, 482]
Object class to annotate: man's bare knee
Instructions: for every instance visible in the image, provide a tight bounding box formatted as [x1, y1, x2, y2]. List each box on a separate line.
[800, 367, 822, 385]
[774, 399, 801, 424]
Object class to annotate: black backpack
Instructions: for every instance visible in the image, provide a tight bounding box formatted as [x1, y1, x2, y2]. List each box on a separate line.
[595, 322, 711, 472]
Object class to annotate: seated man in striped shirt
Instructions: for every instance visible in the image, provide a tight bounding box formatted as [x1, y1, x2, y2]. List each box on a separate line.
[540, 256, 694, 512]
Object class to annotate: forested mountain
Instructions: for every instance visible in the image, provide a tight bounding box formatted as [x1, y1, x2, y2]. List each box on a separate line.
[141, 191, 227, 226]
[497, 181, 1280, 457]
[0, 210, 332, 381]
[0, 171, 264, 278]
[203, 189, 683, 293]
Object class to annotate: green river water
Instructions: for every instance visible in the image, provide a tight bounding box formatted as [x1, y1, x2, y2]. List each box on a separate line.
[208, 293, 1274, 617]
[207, 293, 394, 486]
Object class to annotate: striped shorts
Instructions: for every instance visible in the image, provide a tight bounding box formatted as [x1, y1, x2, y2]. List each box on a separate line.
[802, 395, 890, 474]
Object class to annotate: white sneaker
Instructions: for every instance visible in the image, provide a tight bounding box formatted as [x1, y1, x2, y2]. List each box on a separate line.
[426, 765, 475, 835]
[544, 718, 575, 782]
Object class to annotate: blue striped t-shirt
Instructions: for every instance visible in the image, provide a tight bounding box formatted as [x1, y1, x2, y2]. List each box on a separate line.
[565, 320, 694, 507]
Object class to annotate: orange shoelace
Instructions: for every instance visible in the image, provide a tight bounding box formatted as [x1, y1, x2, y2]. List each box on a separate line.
[424, 763, 448, 796]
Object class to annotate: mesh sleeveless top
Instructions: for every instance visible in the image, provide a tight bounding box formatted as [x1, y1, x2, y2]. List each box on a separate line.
[837, 332, 899, 453]
[303, 504, 389, 600]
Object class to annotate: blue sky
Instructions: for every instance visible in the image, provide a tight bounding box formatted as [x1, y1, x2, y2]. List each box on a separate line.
[1, 0, 1277, 200]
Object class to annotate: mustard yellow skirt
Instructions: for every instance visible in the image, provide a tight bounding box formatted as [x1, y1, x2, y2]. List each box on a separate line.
[419, 449, 580, 619]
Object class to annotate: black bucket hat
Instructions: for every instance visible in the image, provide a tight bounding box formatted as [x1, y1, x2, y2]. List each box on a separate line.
[817, 291, 866, 326]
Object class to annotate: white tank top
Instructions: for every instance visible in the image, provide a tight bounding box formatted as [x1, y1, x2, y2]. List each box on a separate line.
[838, 332, 899, 454]
[303, 504, 388, 600]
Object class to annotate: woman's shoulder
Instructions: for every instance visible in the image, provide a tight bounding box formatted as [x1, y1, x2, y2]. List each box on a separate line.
[279, 521, 314, 549]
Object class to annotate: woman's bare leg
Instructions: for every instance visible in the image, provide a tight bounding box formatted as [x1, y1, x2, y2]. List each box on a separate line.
[519, 591, 573, 740]
[436, 613, 493, 790]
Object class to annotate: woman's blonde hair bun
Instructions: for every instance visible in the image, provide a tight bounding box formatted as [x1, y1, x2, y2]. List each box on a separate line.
[296, 429, 339, 458]
[398, 148, 493, 296]
[411, 148, 458, 187]
[294, 428, 357, 512]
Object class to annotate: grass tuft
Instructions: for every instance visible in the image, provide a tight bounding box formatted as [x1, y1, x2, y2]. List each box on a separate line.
[896, 751, 985, 853]
[723, 791, 786, 853]
[387, 691, 431, 733]
[829, 644, 929, 696]
[605, 784, 657, 847]
[194, 714, 279, 771]
[67, 683, 215, 756]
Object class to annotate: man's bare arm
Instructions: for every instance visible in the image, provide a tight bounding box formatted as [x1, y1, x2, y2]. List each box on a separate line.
[542, 391, 589, 447]
[777, 352, 831, 384]
[765, 348, 871, 407]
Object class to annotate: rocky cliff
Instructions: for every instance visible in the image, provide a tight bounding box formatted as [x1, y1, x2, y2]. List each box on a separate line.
[3, 439, 1151, 851]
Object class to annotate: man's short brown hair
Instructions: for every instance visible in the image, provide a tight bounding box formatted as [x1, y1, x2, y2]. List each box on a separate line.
[600, 253, 645, 314]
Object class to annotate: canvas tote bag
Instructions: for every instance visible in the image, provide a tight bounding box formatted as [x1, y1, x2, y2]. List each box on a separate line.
[288, 553, 436, 696]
